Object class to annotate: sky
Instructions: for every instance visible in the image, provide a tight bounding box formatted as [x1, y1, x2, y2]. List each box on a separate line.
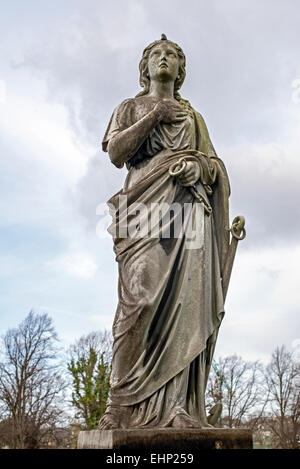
[0, 0, 300, 364]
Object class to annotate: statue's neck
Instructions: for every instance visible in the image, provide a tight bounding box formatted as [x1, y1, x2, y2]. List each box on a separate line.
[148, 80, 175, 99]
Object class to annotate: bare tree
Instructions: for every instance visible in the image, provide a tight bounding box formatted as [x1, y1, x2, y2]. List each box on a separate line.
[264, 345, 300, 449]
[206, 355, 265, 428]
[0, 311, 66, 448]
[69, 330, 113, 364]
[67, 330, 112, 429]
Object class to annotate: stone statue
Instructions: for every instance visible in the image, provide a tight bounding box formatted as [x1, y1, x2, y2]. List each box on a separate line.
[98, 34, 244, 430]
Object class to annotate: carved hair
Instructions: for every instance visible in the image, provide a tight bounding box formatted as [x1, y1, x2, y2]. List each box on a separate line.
[136, 34, 187, 104]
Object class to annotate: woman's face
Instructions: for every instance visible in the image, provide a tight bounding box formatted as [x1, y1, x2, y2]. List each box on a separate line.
[147, 42, 180, 83]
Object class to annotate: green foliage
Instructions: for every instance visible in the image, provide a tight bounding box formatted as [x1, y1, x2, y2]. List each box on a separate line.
[68, 348, 111, 430]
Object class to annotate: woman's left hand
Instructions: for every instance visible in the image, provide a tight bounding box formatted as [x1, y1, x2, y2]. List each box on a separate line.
[176, 160, 200, 186]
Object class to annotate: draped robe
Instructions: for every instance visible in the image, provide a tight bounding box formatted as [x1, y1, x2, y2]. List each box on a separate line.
[101, 96, 230, 428]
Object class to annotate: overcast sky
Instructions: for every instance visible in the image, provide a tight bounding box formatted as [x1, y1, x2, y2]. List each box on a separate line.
[0, 0, 299, 364]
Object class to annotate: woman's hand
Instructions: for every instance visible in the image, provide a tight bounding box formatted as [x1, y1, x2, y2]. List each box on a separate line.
[175, 160, 200, 186]
[154, 99, 188, 124]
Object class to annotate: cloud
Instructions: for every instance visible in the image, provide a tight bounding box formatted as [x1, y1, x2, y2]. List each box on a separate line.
[14, 1, 152, 146]
[89, 314, 113, 330]
[291, 79, 300, 104]
[1, 0, 299, 362]
[0, 87, 89, 184]
[10, 0, 300, 145]
[45, 252, 98, 279]
[224, 140, 300, 247]
[0, 80, 6, 103]
[15, 0, 300, 246]
[73, 151, 126, 231]
[216, 244, 300, 363]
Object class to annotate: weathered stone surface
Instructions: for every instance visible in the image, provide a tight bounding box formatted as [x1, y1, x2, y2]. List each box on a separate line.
[77, 428, 253, 450]
[97, 34, 246, 432]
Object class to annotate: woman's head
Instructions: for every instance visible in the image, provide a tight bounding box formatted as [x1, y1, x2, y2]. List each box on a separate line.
[137, 34, 186, 99]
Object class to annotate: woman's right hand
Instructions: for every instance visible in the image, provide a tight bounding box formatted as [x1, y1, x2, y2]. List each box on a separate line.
[154, 99, 188, 124]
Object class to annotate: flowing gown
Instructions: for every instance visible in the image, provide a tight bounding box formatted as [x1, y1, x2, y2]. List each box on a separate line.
[101, 96, 230, 428]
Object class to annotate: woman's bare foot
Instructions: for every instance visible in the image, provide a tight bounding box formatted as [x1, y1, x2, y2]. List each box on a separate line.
[98, 405, 131, 429]
[171, 412, 200, 429]
[98, 411, 119, 430]
[201, 421, 214, 428]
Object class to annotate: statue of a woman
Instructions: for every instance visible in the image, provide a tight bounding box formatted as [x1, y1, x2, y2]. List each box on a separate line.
[99, 35, 230, 429]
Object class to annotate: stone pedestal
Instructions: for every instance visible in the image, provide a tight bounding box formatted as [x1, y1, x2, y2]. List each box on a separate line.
[77, 428, 253, 450]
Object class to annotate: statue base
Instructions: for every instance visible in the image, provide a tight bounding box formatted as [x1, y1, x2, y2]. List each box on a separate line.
[77, 428, 253, 450]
